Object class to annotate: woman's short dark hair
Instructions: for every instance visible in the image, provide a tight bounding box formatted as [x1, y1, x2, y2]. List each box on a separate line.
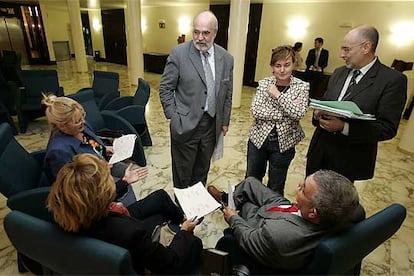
[293, 42, 303, 51]
[270, 45, 296, 66]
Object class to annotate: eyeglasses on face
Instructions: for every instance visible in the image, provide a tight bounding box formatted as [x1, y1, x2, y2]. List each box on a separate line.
[193, 29, 211, 38]
[341, 41, 367, 53]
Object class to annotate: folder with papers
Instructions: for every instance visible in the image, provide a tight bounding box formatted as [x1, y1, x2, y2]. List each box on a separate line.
[309, 99, 376, 121]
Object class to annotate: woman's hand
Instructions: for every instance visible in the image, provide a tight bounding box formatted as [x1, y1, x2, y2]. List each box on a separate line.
[122, 164, 148, 184]
[268, 84, 281, 98]
[180, 217, 200, 232]
[105, 146, 114, 155]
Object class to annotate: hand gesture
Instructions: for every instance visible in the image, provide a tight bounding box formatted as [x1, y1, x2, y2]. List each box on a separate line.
[122, 164, 148, 184]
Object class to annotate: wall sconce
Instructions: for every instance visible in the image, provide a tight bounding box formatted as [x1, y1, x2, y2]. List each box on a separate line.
[141, 18, 147, 33]
[178, 17, 191, 34]
[287, 18, 308, 40]
[159, 19, 166, 29]
[92, 18, 101, 31]
[390, 22, 414, 47]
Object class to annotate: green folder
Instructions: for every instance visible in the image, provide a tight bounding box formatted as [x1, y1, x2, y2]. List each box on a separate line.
[310, 99, 364, 115]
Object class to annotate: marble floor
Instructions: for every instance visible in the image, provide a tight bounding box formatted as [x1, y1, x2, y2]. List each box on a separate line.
[0, 58, 413, 275]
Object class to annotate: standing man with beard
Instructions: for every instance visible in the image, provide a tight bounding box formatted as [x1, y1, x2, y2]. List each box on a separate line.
[159, 10, 234, 189]
[306, 25, 407, 182]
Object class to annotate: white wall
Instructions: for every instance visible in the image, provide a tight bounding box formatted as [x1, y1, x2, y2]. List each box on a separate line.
[256, 1, 414, 80]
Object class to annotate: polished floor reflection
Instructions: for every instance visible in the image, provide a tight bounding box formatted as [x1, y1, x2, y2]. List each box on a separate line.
[0, 59, 413, 275]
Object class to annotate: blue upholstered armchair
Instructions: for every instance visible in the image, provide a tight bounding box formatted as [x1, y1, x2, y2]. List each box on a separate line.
[78, 70, 120, 110]
[4, 210, 137, 275]
[17, 69, 64, 133]
[68, 89, 146, 167]
[0, 123, 50, 200]
[104, 77, 152, 146]
[215, 204, 406, 275]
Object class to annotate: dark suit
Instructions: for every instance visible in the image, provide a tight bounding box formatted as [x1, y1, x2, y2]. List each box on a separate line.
[160, 41, 233, 188]
[305, 48, 329, 71]
[306, 59, 407, 181]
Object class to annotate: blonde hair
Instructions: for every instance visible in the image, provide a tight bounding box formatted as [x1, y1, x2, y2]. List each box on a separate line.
[42, 94, 84, 132]
[47, 153, 116, 232]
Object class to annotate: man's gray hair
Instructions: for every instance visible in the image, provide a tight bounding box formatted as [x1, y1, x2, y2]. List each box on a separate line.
[312, 170, 359, 226]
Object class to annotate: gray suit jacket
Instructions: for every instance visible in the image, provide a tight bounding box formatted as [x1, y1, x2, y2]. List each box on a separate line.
[307, 59, 407, 180]
[159, 41, 233, 142]
[229, 177, 326, 271]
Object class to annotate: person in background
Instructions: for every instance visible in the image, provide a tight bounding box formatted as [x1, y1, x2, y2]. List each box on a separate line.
[305, 37, 329, 98]
[47, 153, 202, 275]
[293, 42, 304, 69]
[159, 10, 234, 189]
[245, 46, 309, 195]
[42, 94, 148, 206]
[207, 170, 361, 272]
[306, 25, 407, 182]
[305, 37, 329, 72]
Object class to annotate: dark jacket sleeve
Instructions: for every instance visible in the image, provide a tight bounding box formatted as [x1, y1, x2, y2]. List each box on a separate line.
[114, 179, 128, 198]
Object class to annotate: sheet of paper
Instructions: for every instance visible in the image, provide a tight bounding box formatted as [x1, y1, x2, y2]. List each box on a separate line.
[212, 132, 224, 162]
[174, 182, 221, 219]
[228, 183, 235, 210]
[108, 134, 137, 164]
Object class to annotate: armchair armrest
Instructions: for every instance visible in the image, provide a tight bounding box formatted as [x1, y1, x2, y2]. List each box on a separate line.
[99, 91, 120, 110]
[7, 186, 53, 222]
[101, 111, 138, 135]
[116, 105, 146, 125]
[104, 96, 134, 110]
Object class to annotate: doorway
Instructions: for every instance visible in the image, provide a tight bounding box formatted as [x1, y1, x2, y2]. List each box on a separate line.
[101, 9, 127, 65]
[210, 4, 262, 87]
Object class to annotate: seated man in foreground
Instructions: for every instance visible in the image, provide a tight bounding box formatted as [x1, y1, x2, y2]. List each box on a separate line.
[208, 170, 360, 272]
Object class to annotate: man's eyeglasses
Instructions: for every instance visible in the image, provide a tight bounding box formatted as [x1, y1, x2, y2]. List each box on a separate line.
[193, 30, 211, 38]
[341, 41, 367, 53]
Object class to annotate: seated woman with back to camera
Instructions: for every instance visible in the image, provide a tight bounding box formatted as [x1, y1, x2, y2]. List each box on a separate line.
[47, 153, 203, 275]
[42, 94, 148, 206]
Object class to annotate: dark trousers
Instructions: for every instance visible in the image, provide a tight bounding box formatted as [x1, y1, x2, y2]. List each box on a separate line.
[246, 138, 295, 196]
[171, 113, 216, 188]
[127, 189, 184, 233]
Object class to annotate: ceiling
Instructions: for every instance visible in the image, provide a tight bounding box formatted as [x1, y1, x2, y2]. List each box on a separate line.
[2, 0, 414, 10]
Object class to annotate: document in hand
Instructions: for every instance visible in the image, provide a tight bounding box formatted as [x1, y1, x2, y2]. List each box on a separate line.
[174, 182, 221, 219]
[309, 99, 376, 121]
[108, 134, 137, 164]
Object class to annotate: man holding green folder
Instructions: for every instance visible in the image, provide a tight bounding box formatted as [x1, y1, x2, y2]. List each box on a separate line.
[306, 25, 407, 182]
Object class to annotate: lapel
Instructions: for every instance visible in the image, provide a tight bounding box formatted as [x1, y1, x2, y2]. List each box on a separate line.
[328, 67, 349, 100]
[189, 42, 207, 86]
[346, 59, 380, 100]
[214, 44, 224, 96]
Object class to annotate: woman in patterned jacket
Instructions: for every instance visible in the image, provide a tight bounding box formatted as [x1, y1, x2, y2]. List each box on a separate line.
[246, 46, 309, 195]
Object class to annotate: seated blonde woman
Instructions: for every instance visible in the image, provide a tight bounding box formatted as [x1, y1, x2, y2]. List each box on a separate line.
[42, 94, 147, 206]
[47, 153, 202, 275]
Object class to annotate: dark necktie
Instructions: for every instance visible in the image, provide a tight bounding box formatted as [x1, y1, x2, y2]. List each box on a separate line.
[203, 52, 215, 117]
[343, 69, 361, 100]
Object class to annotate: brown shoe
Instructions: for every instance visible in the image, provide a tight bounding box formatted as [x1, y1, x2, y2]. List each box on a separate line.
[207, 185, 224, 203]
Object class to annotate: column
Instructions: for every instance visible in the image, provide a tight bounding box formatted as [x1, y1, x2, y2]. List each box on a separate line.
[398, 74, 414, 154]
[38, 0, 56, 62]
[67, 0, 88, 72]
[126, 0, 144, 86]
[227, 0, 250, 108]
[88, 4, 106, 59]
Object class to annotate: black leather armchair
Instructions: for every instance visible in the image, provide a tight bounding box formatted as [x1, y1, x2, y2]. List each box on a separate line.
[0, 123, 50, 200]
[77, 70, 120, 110]
[215, 203, 406, 275]
[4, 210, 137, 275]
[18, 69, 64, 133]
[104, 77, 152, 146]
